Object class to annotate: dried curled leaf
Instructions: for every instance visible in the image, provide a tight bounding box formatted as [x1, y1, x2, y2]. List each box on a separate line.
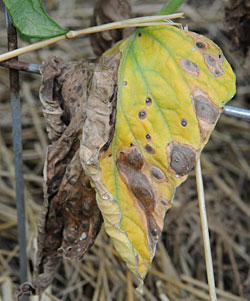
[35, 54, 120, 294]
[94, 26, 236, 282]
[90, 0, 134, 56]
[225, 0, 250, 67]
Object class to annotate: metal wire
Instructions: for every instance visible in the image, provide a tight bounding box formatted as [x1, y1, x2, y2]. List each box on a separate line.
[6, 9, 29, 301]
[223, 105, 250, 120]
[0, 60, 40, 74]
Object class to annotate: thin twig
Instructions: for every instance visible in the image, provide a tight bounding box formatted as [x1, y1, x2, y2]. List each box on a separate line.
[195, 158, 217, 301]
[0, 13, 183, 62]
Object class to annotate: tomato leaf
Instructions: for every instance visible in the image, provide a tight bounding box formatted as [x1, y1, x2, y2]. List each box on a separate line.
[3, 0, 68, 38]
[97, 25, 236, 283]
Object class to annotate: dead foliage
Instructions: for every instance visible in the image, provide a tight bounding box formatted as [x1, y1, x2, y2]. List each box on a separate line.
[225, 0, 250, 68]
[90, 0, 134, 56]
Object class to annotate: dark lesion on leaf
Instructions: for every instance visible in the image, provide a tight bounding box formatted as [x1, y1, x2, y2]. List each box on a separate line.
[191, 87, 221, 140]
[167, 142, 196, 177]
[151, 166, 167, 182]
[116, 147, 161, 247]
[196, 41, 207, 50]
[193, 94, 219, 124]
[180, 58, 200, 77]
[145, 144, 155, 154]
[203, 53, 224, 77]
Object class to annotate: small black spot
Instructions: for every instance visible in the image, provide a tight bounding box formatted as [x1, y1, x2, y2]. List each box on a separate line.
[196, 41, 206, 49]
[123, 81, 127, 86]
[138, 110, 147, 120]
[146, 134, 151, 140]
[145, 144, 155, 154]
[130, 142, 135, 147]
[138, 32, 142, 37]
[218, 54, 222, 59]
[108, 153, 112, 157]
[151, 228, 158, 236]
[181, 119, 188, 127]
[146, 97, 152, 106]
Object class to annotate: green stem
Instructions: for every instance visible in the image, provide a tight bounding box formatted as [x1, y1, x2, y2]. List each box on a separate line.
[157, 0, 185, 15]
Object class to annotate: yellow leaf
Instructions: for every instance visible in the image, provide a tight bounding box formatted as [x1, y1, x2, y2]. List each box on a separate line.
[98, 25, 236, 282]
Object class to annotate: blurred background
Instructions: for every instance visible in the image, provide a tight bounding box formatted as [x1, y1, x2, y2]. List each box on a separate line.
[0, 0, 249, 300]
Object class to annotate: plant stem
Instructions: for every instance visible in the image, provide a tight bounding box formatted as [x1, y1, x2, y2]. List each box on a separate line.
[195, 158, 217, 301]
[0, 13, 183, 63]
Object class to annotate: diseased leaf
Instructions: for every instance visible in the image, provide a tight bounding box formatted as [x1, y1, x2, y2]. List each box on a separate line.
[35, 54, 120, 294]
[3, 0, 68, 38]
[96, 26, 236, 283]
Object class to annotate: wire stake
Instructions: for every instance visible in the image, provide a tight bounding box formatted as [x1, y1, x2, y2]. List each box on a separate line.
[223, 105, 250, 120]
[6, 9, 29, 301]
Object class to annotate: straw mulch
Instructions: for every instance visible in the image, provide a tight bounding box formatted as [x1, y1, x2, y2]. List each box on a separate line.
[0, 0, 249, 300]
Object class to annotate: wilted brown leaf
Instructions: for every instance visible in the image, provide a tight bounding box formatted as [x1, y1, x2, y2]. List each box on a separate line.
[225, 0, 250, 67]
[90, 0, 134, 56]
[33, 53, 121, 294]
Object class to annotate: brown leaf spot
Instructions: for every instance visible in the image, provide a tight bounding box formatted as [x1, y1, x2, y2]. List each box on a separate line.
[138, 110, 147, 119]
[203, 53, 224, 77]
[196, 41, 207, 50]
[180, 58, 200, 77]
[205, 54, 216, 66]
[151, 166, 166, 181]
[119, 148, 144, 169]
[145, 144, 155, 154]
[168, 143, 196, 176]
[117, 147, 163, 246]
[117, 147, 155, 213]
[193, 94, 219, 124]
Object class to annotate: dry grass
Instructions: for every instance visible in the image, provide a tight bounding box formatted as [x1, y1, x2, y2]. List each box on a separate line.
[0, 0, 249, 300]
